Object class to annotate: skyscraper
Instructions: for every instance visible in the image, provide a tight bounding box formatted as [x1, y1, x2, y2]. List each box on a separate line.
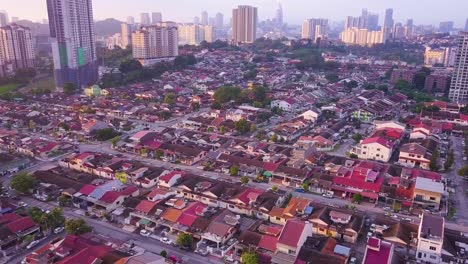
[152, 12, 162, 24]
[0, 11, 8, 27]
[140, 13, 151, 25]
[194, 16, 200, 25]
[405, 19, 414, 38]
[449, 31, 468, 103]
[47, 0, 98, 89]
[465, 19, 468, 31]
[232, 5, 258, 44]
[215, 13, 224, 28]
[178, 24, 214, 45]
[201, 11, 209, 25]
[0, 24, 35, 77]
[345, 9, 378, 31]
[275, 3, 283, 26]
[132, 22, 178, 66]
[439, 21, 454, 33]
[384, 8, 394, 31]
[121, 23, 132, 49]
[302, 18, 328, 41]
[127, 16, 135, 25]
[367, 13, 379, 31]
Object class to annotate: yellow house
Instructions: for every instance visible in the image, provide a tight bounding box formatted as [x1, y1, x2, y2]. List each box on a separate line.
[413, 177, 444, 210]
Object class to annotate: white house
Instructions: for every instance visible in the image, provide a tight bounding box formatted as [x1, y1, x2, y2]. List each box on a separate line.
[351, 137, 394, 162]
[298, 109, 320, 122]
[416, 214, 444, 263]
[271, 99, 296, 112]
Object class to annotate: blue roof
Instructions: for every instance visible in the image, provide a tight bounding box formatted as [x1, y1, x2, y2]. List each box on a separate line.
[89, 180, 124, 199]
[304, 206, 314, 215]
[334, 245, 351, 257]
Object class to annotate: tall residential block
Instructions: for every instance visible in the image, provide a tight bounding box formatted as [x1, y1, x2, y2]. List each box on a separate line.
[465, 19, 468, 31]
[301, 18, 328, 41]
[449, 31, 468, 103]
[152, 12, 162, 24]
[127, 16, 135, 25]
[140, 13, 151, 25]
[47, 0, 98, 89]
[121, 23, 132, 49]
[179, 24, 215, 45]
[215, 13, 224, 28]
[132, 22, 178, 66]
[340, 27, 386, 46]
[0, 24, 35, 77]
[384, 8, 394, 30]
[232, 5, 257, 44]
[0, 11, 8, 27]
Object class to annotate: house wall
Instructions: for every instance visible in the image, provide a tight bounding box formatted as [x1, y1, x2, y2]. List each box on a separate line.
[398, 152, 430, 170]
[413, 189, 442, 206]
[358, 142, 392, 162]
[416, 237, 443, 263]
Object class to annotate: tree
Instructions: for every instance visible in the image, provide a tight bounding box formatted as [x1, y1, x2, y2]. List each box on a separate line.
[250, 124, 257, 133]
[252, 86, 267, 102]
[63, 82, 77, 95]
[213, 86, 242, 103]
[349, 153, 358, 159]
[119, 59, 143, 73]
[211, 101, 222, 109]
[176, 233, 193, 248]
[160, 250, 167, 258]
[458, 165, 468, 178]
[240, 176, 249, 185]
[235, 118, 250, 134]
[230, 165, 239, 176]
[352, 133, 363, 143]
[159, 111, 171, 120]
[344, 80, 358, 89]
[65, 218, 92, 235]
[301, 182, 310, 191]
[95, 128, 119, 141]
[271, 186, 278, 192]
[110, 136, 120, 148]
[271, 133, 278, 142]
[352, 193, 363, 204]
[47, 208, 66, 229]
[164, 93, 175, 105]
[191, 102, 200, 111]
[10, 172, 36, 193]
[58, 122, 70, 131]
[429, 149, 439, 172]
[444, 150, 454, 171]
[271, 106, 283, 115]
[325, 73, 339, 83]
[58, 195, 70, 206]
[219, 125, 225, 134]
[241, 251, 259, 264]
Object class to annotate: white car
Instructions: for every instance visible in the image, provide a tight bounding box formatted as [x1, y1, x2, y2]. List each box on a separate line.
[54, 227, 64, 234]
[160, 237, 172, 245]
[26, 240, 40, 249]
[140, 229, 151, 237]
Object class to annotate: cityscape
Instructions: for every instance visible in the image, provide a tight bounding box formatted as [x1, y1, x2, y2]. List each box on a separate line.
[1, 1, 468, 264]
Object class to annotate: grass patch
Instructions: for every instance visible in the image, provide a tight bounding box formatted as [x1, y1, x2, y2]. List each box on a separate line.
[24, 76, 56, 92]
[0, 83, 21, 94]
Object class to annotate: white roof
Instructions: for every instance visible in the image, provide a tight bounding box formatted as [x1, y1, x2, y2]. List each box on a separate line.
[415, 177, 444, 194]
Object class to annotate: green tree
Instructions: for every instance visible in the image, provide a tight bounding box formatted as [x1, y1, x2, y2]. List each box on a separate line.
[160, 250, 167, 258]
[65, 218, 92, 235]
[241, 251, 259, 264]
[458, 165, 468, 178]
[211, 101, 222, 109]
[219, 125, 226, 134]
[429, 149, 440, 172]
[352, 193, 363, 204]
[95, 128, 120, 141]
[301, 182, 310, 191]
[176, 233, 193, 248]
[63, 82, 77, 95]
[271, 186, 278, 192]
[110, 136, 120, 148]
[240, 176, 249, 185]
[250, 124, 257, 132]
[230, 165, 239, 176]
[58, 195, 70, 206]
[349, 153, 358, 159]
[58, 122, 70, 131]
[119, 59, 143, 73]
[213, 86, 242, 103]
[10, 172, 36, 193]
[271, 133, 278, 142]
[235, 118, 250, 134]
[252, 86, 267, 102]
[444, 150, 454, 171]
[164, 93, 175, 105]
[352, 133, 363, 143]
[325, 73, 339, 83]
[191, 102, 200, 111]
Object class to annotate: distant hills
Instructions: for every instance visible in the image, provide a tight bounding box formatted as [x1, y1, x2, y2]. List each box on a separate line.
[15, 18, 123, 37]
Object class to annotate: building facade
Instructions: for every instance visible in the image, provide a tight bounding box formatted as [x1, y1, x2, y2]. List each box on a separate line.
[232, 5, 257, 44]
[152, 12, 162, 24]
[449, 32, 468, 103]
[0, 24, 35, 77]
[47, 0, 98, 89]
[132, 22, 178, 66]
[301, 18, 328, 41]
[178, 24, 214, 45]
[121, 23, 132, 49]
[340, 27, 385, 46]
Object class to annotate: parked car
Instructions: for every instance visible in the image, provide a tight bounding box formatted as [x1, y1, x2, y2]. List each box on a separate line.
[160, 237, 172, 245]
[18, 202, 28, 207]
[26, 240, 40, 249]
[322, 193, 333, 199]
[54, 227, 64, 234]
[140, 229, 151, 237]
[295, 188, 305, 193]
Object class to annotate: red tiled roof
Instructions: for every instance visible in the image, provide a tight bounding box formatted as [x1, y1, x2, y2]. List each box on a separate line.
[177, 213, 197, 227]
[135, 200, 157, 213]
[361, 137, 393, 148]
[258, 235, 278, 252]
[147, 188, 170, 200]
[235, 188, 264, 205]
[37, 142, 58, 153]
[99, 191, 121, 203]
[75, 152, 93, 161]
[364, 239, 393, 264]
[159, 171, 185, 183]
[79, 185, 97, 196]
[278, 219, 305, 248]
[6, 217, 36, 233]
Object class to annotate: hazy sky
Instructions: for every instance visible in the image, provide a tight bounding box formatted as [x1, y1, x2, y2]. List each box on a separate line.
[2, 0, 468, 26]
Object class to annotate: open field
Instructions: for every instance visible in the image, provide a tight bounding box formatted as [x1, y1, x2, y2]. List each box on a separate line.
[0, 83, 21, 94]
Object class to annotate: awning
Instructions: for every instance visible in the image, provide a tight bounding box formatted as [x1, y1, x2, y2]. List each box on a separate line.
[138, 218, 150, 225]
[263, 171, 272, 177]
[401, 200, 413, 207]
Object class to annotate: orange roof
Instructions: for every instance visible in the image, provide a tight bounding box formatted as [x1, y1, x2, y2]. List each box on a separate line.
[269, 207, 285, 218]
[161, 208, 183, 223]
[283, 197, 310, 217]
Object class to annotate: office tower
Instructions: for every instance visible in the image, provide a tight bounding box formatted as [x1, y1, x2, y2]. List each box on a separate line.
[132, 22, 178, 66]
[393, 23, 405, 39]
[345, 10, 378, 31]
[465, 19, 468, 31]
[384, 8, 394, 31]
[140, 13, 151, 25]
[367, 13, 379, 31]
[121, 23, 132, 49]
[449, 31, 468, 103]
[127, 16, 135, 25]
[215, 13, 224, 28]
[302, 18, 328, 41]
[345, 16, 359, 29]
[275, 3, 283, 26]
[0, 11, 8, 26]
[47, 0, 98, 89]
[178, 24, 214, 45]
[439, 21, 454, 33]
[0, 24, 35, 77]
[232, 5, 258, 44]
[404, 19, 414, 38]
[194, 16, 200, 24]
[201, 11, 209, 25]
[152, 12, 162, 24]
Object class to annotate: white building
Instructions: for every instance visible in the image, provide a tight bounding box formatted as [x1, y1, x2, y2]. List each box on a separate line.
[178, 24, 215, 45]
[301, 18, 328, 41]
[449, 31, 468, 103]
[0, 24, 35, 77]
[232, 5, 257, 44]
[351, 137, 394, 162]
[416, 214, 444, 263]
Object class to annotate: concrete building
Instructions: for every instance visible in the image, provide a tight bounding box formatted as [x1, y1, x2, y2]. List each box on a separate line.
[47, 0, 98, 89]
[152, 12, 162, 24]
[0, 24, 35, 77]
[140, 13, 151, 25]
[232, 5, 257, 44]
[413, 177, 444, 210]
[178, 24, 214, 45]
[301, 18, 328, 41]
[106, 33, 122, 50]
[424, 74, 451, 93]
[215, 13, 224, 28]
[340, 27, 385, 46]
[0, 11, 8, 27]
[465, 19, 468, 31]
[416, 214, 444, 263]
[439, 21, 454, 33]
[126, 16, 135, 25]
[449, 31, 468, 103]
[121, 23, 132, 49]
[132, 22, 178, 66]
[383, 8, 394, 32]
[201, 11, 209, 26]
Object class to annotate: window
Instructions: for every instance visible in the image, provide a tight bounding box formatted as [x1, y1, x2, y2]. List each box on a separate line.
[319, 228, 325, 232]
[430, 255, 437, 260]
[429, 246, 436, 251]
[430, 197, 436, 201]
[377, 148, 381, 151]
[276, 217, 281, 221]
